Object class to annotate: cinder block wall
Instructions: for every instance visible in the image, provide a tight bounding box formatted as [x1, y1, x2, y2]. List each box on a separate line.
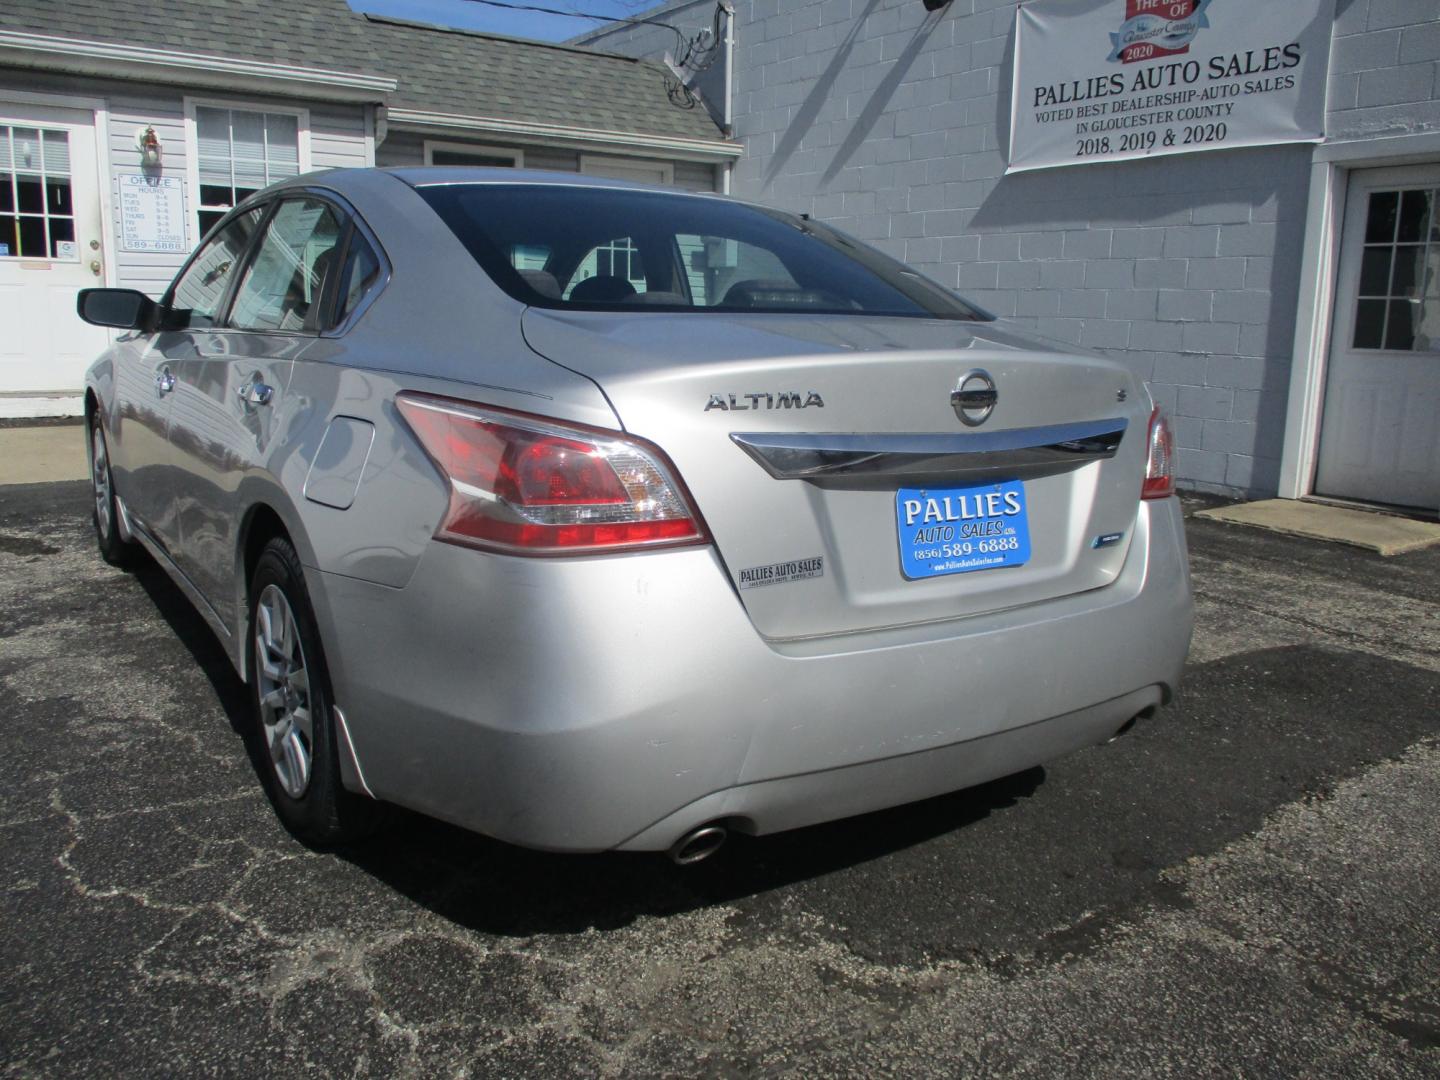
[582, 0, 1440, 496]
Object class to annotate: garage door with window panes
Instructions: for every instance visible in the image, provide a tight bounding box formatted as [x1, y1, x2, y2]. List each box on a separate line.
[0, 125, 75, 260]
[195, 106, 300, 237]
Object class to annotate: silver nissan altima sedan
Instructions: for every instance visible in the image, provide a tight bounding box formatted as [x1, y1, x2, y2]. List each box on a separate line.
[79, 168, 1192, 863]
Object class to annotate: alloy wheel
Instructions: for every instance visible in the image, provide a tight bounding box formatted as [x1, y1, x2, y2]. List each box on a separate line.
[254, 584, 314, 799]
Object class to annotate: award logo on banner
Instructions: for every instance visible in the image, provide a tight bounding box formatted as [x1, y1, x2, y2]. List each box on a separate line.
[1108, 0, 1212, 64]
[1006, 0, 1332, 174]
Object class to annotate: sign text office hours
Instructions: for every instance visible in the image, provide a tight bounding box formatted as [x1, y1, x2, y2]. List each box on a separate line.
[1034, 41, 1303, 160]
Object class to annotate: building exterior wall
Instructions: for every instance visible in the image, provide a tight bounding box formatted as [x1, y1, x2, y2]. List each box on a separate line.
[582, 0, 1440, 498]
[1, 68, 372, 299]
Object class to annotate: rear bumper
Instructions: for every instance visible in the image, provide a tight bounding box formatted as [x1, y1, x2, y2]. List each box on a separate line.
[309, 498, 1192, 852]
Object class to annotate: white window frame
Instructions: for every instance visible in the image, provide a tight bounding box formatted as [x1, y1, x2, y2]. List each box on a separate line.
[182, 96, 311, 242]
[423, 140, 523, 167]
[579, 154, 674, 186]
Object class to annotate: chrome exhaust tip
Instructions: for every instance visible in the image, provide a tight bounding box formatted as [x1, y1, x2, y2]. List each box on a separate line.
[667, 824, 728, 866]
[1105, 706, 1155, 745]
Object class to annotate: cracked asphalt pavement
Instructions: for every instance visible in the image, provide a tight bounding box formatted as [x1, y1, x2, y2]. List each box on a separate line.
[2, 481, 1438, 1077]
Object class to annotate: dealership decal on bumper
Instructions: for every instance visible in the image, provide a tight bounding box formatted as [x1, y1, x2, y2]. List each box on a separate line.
[738, 556, 825, 589]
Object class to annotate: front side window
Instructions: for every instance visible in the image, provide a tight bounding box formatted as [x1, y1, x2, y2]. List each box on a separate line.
[195, 106, 301, 237]
[168, 207, 265, 328]
[417, 185, 985, 320]
[229, 198, 344, 332]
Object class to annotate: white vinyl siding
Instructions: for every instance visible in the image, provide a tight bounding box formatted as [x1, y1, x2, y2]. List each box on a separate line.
[310, 105, 371, 171]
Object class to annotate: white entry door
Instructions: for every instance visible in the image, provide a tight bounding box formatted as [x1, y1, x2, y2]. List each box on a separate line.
[0, 102, 109, 401]
[1315, 165, 1440, 510]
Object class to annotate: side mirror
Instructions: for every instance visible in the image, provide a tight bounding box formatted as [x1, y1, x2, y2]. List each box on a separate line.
[77, 288, 157, 330]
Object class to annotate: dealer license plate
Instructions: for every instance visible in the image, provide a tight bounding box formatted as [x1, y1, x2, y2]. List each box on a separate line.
[895, 480, 1032, 580]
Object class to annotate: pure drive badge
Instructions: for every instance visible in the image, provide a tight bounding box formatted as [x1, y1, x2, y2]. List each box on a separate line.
[738, 556, 824, 590]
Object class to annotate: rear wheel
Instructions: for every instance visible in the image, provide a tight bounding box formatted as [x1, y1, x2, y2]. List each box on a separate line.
[88, 414, 133, 566]
[249, 536, 378, 846]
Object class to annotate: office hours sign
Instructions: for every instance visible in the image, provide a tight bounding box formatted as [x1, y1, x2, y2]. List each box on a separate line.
[1006, 0, 1333, 174]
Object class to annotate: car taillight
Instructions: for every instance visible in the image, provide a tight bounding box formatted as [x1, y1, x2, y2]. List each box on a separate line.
[1141, 405, 1175, 500]
[395, 392, 708, 555]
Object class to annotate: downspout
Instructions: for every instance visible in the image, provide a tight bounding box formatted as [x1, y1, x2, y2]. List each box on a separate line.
[722, 0, 735, 195]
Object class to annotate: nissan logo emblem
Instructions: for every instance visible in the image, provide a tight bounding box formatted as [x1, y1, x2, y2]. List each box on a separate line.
[952, 369, 997, 426]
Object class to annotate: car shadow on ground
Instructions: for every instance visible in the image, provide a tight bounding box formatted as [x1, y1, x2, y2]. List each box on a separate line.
[126, 542, 1053, 936]
[339, 768, 1048, 937]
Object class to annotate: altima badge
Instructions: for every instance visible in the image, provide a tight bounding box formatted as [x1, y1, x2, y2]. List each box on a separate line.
[952, 370, 997, 427]
[706, 392, 824, 411]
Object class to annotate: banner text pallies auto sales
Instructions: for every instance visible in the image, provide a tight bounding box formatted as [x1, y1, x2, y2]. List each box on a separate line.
[1031, 43, 1303, 127]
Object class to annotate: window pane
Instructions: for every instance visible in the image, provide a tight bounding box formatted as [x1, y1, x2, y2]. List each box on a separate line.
[0, 127, 9, 171]
[49, 216, 74, 258]
[1358, 247, 1393, 296]
[431, 149, 515, 167]
[0, 173, 11, 213]
[199, 184, 234, 209]
[265, 114, 300, 180]
[17, 215, 44, 257]
[45, 176, 70, 217]
[16, 173, 42, 214]
[196, 107, 233, 187]
[10, 128, 39, 172]
[1353, 298, 1386, 349]
[229, 198, 343, 332]
[1365, 192, 1398, 243]
[40, 130, 69, 176]
[171, 207, 264, 327]
[198, 209, 227, 238]
[1413, 296, 1440, 351]
[1397, 190, 1432, 243]
[231, 110, 267, 190]
[0, 215, 15, 257]
[1385, 298, 1416, 350]
[1391, 245, 1426, 297]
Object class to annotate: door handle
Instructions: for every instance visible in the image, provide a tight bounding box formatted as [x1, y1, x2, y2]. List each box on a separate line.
[155, 368, 175, 396]
[237, 381, 274, 407]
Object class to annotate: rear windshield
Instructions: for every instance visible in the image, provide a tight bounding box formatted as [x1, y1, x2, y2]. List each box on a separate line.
[415, 183, 987, 320]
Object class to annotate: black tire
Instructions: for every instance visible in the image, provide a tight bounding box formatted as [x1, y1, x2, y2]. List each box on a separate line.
[87, 413, 134, 567]
[248, 535, 379, 846]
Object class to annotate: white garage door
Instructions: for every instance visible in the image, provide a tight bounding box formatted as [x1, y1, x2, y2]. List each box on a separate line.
[1315, 164, 1440, 511]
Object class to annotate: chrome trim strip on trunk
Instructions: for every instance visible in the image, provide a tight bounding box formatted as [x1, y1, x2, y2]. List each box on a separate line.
[730, 418, 1128, 480]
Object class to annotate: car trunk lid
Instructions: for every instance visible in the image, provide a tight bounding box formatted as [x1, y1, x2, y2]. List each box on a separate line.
[522, 308, 1153, 640]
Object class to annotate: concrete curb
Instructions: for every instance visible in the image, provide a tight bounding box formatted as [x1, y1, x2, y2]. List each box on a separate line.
[1195, 498, 1440, 556]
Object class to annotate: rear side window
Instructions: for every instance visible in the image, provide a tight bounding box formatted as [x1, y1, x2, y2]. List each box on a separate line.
[416, 185, 985, 320]
[334, 231, 381, 325]
[229, 198, 344, 332]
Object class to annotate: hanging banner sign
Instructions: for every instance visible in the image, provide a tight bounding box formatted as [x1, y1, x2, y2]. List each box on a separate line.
[1007, 0, 1334, 174]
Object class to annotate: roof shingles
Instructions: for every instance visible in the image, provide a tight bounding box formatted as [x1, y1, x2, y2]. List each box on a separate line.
[364, 16, 722, 143]
[0, 1, 726, 145]
[1, 0, 387, 77]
